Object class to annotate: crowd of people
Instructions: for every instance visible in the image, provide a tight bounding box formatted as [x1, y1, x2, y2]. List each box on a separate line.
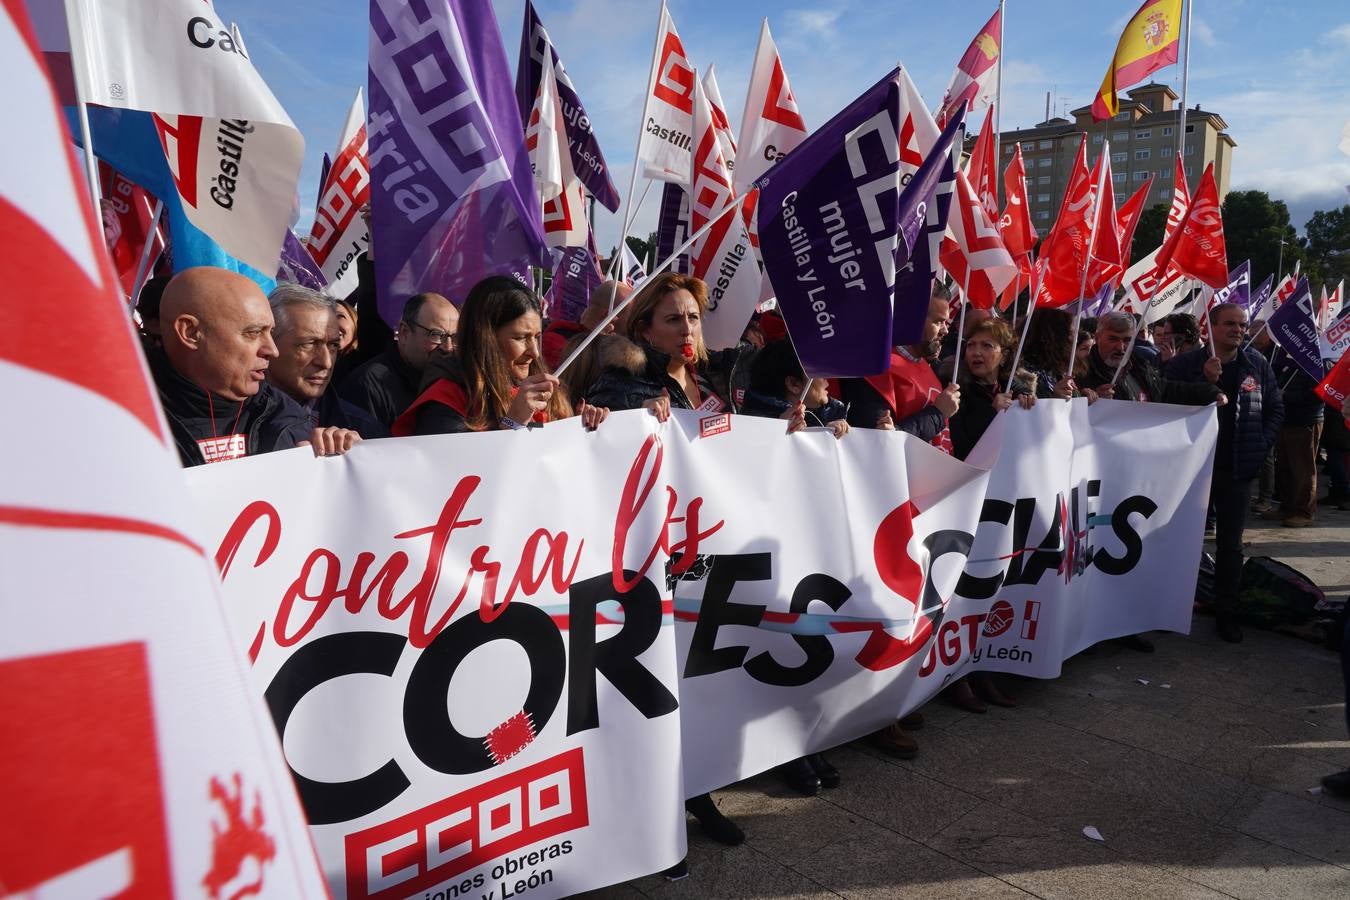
[130, 251, 1350, 871]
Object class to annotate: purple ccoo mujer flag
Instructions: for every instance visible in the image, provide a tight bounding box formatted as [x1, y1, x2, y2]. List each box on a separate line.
[755, 71, 964, 378]
[368, 0, 548, 322]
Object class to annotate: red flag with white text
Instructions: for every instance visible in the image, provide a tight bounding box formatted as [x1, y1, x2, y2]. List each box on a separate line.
[1155, 164, 1228, 289]
[1035, 136, 1093, 307]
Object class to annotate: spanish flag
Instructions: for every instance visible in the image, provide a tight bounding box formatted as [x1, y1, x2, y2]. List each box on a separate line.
[1091, 0, 1183, 121]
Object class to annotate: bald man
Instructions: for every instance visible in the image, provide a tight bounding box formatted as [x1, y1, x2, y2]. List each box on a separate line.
[150, 267, 361, 466]
[541, 280, 633, 369]
[339, 291, 458, 428]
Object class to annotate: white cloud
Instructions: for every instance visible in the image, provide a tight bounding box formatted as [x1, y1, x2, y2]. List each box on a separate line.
[1327, 23, 1350, 48]
[1192, 18, 1217, 49]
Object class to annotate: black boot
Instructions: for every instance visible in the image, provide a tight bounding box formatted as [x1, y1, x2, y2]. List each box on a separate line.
[806, 753, 841, 789]
[781, 756, 821, 796]
[686, 793, 744, 845]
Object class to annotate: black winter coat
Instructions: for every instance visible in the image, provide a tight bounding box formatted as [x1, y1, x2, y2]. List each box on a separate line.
[1270, 355, 1324, 428]
[947, 375, 1033, 462]
[1086, 346, 1222, 406]
[337, 346, 421, 429]
[148, 351, 310, 467]
[585, 344, 744, 412]
[1165, 346, 1284, 480]
[739, 390, 848, 426]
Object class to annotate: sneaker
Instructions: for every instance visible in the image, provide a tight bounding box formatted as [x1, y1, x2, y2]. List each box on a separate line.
[685, 793, 744, 845]
[1282, 515, 1314, 528]
[1251, 499, 1273, 513]
[806, 753, 841, 789]
[1322, 769, 1350, 798]
[871, 722, 919, 759]
[781, 756, 821, 796]
[663, 860, 690, 881]
[1216, 617, 1244, 644]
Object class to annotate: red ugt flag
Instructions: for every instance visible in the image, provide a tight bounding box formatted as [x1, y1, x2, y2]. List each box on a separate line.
[1035, 136, 1093, 307]
[1154, 164, 1228, 289]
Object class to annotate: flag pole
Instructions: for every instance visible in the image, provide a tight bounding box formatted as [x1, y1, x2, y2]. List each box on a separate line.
[1006, 256, 1040, 393]
[63, 0, 102, 209]
[1175, 0, 1193, 163]
[993, 0, 1006, 202]
[608, 0, 668, 283]
[952, 272, 972, 383]
[608, 180, 655, 312]
[1066, 143, 1108, 384]
[129, 199, 164, 305]
[556, 192, 746, 378]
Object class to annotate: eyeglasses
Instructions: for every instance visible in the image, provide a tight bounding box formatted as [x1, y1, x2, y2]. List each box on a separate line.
[405, 320, 454, 346]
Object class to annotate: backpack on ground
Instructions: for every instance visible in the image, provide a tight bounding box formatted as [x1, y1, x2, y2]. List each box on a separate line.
[1236, 556, 1326, 627]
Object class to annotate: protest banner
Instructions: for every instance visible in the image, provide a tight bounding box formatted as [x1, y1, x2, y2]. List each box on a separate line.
[2, 6, 325, 893]
[186, 399, 1216, 898]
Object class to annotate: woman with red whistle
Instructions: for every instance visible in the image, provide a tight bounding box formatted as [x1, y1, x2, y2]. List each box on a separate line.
[585, 272, 741, 419]
[583, 272, 747, 876]
[393, 276, 608, 436]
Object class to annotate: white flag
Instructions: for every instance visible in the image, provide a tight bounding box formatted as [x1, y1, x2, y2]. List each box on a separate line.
[308, 88, 370, 299]
[65, 0, 305, 274]
[1, 5, 326, 895]
[635, 1, 695, 184]
[526, 53, 565, 202]
[689, 75, 761, 350]
[701, 64, 737, 173]
[733, 20, 808, 197]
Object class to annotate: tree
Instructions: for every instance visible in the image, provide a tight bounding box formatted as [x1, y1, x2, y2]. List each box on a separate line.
[1131, 203, 1169, 264]
[1304, 205, 1350, 290]
[1219, 190, 1305, 287]
[626, 233, 655, 270]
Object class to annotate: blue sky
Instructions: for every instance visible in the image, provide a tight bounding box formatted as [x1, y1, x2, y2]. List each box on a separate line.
[228, 0, 1350, 248]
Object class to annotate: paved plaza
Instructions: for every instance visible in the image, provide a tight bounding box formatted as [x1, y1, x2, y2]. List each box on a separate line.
[583, 508, 1350, 899]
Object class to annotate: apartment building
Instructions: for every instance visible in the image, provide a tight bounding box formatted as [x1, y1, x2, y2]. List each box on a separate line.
[988, 83, 1236, 228]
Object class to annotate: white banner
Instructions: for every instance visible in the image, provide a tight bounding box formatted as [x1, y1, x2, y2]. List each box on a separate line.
[66, 0, 305, 274]
[310, 88, 370, 300]
[185, 400, 1216, 897]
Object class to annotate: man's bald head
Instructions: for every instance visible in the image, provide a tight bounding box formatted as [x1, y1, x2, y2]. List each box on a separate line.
[161, 267, 279, 401]
[580, 280, 632, 334]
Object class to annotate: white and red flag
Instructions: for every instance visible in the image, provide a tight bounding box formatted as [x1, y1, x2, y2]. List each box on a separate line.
[702, 64, 737, 172]
[62, 0, 305, 276]
[689, 74, 761, 349]
[997, 142, 1036, 308]
[525, 50, 589, 249]
[307, 88, 369, 299]
[966, 106, 999, 220]
[936, 7, 1002, 128]
[635, 0, 696, 184]
[734, 19, 809, 234]
[1, 3, 325, 895]
[897, 68, 1014, 309]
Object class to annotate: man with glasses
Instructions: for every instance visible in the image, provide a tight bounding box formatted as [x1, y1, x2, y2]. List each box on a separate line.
[339, 291, 458, 429]
[1167, 303, 1283, 643]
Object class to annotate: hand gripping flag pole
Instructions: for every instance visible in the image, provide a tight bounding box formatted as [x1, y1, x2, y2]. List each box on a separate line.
[555, 192, 750, 379]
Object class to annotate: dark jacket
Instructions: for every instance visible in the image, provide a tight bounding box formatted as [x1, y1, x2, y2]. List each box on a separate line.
[303, 389, 388, 438]
[1086, 346, 1222, 406]
[337, 345, 422, 429]
[148, 351, 310, 467]
[341, 254, 394, 370]
[585, 344, 744, 412]
[948, 375, 1033, 462]
[1165, 346, 1284, 480]
[739, 390, 848, 426]
[1269, 355, 1325, 428]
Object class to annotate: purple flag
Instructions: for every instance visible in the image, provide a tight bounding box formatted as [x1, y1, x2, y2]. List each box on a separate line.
[1269, 278, 1324, 381]
[516, 1, 620, 212]
[1214, 260, 1251, 309]
[755, 71, 963, 378]
[655, 182, 691, 276]
[891, 110, 962, 347]
[276, 230, 329, 290]
[546, 245, 604, 324]
[1092, 282, 1115, 316]
[368, 0, 548, 323]
[1246, 274, 1274, 320]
